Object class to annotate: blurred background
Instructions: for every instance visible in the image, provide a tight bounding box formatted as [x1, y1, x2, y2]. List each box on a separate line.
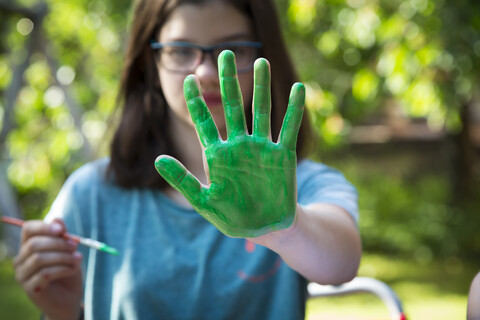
[0, 0, 479, 319]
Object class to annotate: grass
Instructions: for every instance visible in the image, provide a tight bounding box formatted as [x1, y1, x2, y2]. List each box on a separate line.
[0, 259, 40, 320]
[306, 253, 476, 320]
[0, 253, 476, 319]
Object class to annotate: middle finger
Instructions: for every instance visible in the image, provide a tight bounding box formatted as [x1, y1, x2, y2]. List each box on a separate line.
[219, 50, 247, 139]
[16, 250, 79, 284]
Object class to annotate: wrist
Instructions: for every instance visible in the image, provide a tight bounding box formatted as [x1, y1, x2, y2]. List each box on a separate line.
[249, 203, 303, 251]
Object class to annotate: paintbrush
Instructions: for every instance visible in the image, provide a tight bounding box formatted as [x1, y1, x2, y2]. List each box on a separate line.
[1, 216, 118, 256]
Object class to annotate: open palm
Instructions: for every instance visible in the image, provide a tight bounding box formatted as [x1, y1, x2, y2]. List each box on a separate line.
[155, 51, 305, 238]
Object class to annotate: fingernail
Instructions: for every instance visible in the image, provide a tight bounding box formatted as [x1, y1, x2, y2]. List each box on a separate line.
[50, 223, 62, 234]
[67, 239, 78, 250]
[73, 251, 82, 262]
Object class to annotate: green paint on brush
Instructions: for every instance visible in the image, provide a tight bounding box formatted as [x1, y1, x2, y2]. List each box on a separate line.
[99, 244, 119, 256]
[79, 237, 119, 256]
[155, 50, 305, 238]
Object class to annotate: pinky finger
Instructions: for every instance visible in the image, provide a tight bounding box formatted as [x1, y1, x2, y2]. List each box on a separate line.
[278, 83, 305, 150]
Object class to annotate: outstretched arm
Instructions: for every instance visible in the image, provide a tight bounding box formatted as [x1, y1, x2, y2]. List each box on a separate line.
[252, 203, 361, 285]
[155, 50, 361, 284]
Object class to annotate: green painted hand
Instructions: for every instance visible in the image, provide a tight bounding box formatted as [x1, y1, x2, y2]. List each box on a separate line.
[155, 50, 305, 238]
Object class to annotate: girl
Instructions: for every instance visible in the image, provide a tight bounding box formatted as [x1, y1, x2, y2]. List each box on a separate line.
[13, 0, 361, 319]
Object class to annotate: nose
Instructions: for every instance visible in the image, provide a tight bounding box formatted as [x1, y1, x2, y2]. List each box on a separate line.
[194, 52, 218, 82]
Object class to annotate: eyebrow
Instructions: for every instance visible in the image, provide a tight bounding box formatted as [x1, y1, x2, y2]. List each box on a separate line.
[168, 33, 254, 44]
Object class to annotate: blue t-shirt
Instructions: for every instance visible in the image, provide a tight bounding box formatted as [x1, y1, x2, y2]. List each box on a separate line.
[46, 158, 358, 320]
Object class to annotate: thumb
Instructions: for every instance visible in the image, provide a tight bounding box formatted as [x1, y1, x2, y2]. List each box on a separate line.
[155, 155, 204, 205]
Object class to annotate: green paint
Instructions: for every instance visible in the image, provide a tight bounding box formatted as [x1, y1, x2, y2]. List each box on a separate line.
[155, 50, 305, 238]
[100, 244, 119, 256]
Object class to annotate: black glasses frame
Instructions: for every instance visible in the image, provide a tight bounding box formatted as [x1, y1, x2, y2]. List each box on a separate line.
[150, 40, 262, 73]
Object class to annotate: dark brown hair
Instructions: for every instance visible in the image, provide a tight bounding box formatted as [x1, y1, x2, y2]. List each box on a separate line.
[108, 0, 313, 189]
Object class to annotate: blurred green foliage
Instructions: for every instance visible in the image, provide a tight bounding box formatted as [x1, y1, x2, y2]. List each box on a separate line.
[0, 259, 40, 319]
[277, 0, 480, 145]
[331, 154, 480, 261]
[1, 0, 132, 219]
[0, 0, 479, 262]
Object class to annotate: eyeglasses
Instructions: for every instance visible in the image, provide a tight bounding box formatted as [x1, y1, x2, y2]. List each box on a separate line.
[150, 40, 262, 74]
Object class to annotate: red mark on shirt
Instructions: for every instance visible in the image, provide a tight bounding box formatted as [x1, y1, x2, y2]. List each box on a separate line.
[245, 240, 256, 253]
[237, 257, 282, 283]
[238, 240, 283, 283]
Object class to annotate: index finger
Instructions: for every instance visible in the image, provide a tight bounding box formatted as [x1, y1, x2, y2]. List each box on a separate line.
[184, 75, 221, 147]
[20, 219, 65, 245]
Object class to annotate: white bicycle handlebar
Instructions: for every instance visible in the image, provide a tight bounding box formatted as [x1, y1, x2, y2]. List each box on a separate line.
[308, 277, 406, 320]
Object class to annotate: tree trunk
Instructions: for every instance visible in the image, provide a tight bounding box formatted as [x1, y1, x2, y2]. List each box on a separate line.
[0, 166, 22, 257]
[451, 100, 477, 203]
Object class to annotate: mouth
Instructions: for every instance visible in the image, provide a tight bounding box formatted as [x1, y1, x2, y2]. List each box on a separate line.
[202, 93, 223, 109]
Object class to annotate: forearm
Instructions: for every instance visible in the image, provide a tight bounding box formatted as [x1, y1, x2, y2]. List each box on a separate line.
[251, 203, 361, 285]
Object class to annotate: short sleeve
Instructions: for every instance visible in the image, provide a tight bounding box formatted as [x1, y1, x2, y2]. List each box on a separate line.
[44, 171, 85, 237]
[44, 159, 109, 249]
[43, 159, 110, 287]
[297, 159, 358, 224]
